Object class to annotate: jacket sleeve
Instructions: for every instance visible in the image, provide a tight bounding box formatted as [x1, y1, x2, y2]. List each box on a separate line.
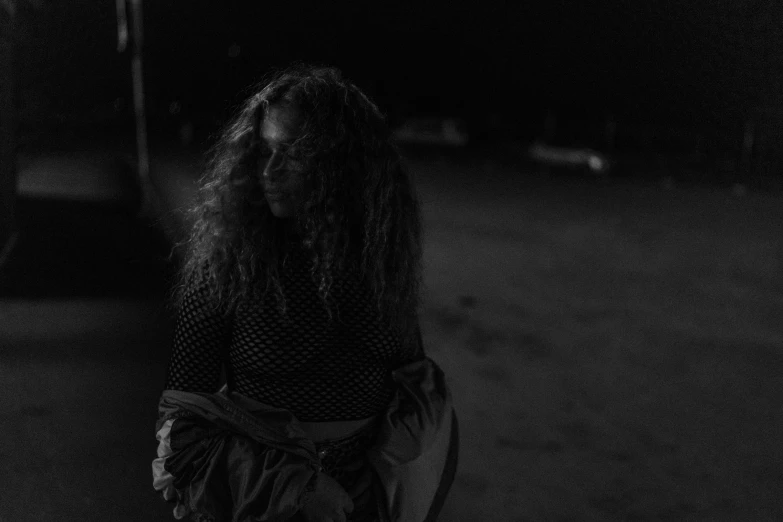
[153, 411, 317, 522]
[368, 357, 458, 522]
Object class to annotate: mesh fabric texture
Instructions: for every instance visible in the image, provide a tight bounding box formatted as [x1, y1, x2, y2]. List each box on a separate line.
[164, 241, 418, 422]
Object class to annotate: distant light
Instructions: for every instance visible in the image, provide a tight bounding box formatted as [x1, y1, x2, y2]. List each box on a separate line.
[228, 43, 241, 58]
[588, 155, 605, 172]
[169, 101, 181, 115]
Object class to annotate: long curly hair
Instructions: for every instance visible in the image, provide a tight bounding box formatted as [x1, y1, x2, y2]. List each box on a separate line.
[174, 64, 422, 343]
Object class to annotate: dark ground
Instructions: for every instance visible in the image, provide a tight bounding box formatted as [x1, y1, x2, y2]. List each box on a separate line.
[1, 142, 782, 521]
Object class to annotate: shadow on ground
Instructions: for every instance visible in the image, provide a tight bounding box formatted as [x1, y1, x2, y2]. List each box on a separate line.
[0, 196, 176, 299]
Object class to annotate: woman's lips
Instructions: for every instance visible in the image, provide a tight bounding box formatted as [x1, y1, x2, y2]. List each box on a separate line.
[265, 191, 288, 201]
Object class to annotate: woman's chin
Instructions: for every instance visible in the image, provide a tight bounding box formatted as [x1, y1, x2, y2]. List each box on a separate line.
[267, 201, 296, 219]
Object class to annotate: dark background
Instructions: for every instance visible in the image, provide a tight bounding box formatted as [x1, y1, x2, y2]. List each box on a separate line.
[13, 0, 783, 158]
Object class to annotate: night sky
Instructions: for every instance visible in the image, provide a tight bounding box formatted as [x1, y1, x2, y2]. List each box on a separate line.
[13, 0, 783, 140]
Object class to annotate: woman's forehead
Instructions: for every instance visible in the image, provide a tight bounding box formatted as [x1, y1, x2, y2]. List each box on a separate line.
[260, 105, 303, 145]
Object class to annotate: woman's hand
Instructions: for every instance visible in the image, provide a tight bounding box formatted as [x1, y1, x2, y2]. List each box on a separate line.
[300, 473, 354, 522]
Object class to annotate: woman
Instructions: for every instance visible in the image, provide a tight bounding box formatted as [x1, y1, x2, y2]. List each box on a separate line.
[152, 64, 458, 522]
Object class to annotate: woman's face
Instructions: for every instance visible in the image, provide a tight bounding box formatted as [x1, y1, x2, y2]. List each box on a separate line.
[258, 105, 307, 219]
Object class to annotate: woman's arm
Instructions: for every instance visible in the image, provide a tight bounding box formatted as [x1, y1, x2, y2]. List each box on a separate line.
[164, 280, 232, 392]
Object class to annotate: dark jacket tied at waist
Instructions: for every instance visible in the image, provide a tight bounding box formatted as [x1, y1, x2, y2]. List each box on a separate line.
[152, 356, 459, 522]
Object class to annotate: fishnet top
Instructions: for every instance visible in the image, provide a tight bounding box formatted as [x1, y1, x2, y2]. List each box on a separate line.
[164, 242, 420, 422]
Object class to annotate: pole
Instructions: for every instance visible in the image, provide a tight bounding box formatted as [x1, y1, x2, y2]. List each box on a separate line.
[0, 5, 18, 270]
[128, 0, 153, 217]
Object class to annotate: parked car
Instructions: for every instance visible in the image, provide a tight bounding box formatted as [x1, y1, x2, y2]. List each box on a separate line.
[392, 117, 469, 147]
